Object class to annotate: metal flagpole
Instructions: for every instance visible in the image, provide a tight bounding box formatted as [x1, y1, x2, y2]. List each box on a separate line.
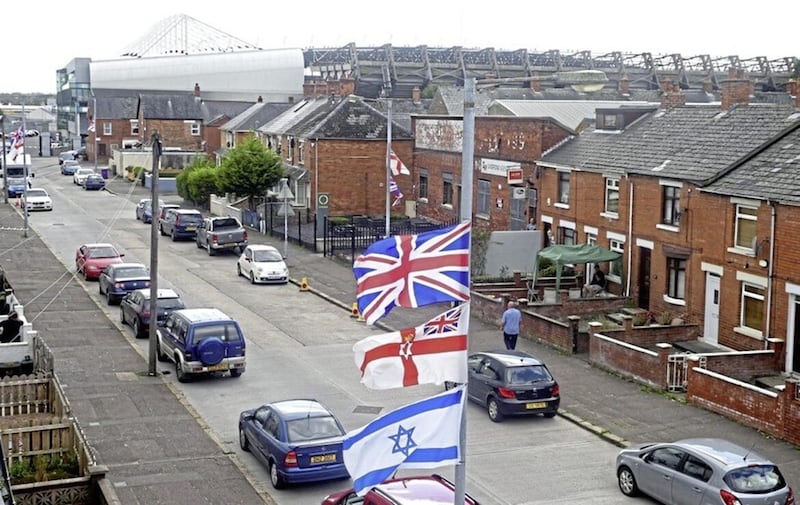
[454, 77, 475, 505]
[384, 94, 393, 239]
[22, 104, 28, 238]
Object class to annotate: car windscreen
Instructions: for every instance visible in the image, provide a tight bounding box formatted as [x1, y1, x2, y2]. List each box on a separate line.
[115, 267, 149, 279]
[27, 190, 47, 198]
[192, 323, 241, 343]
[253, 250, 283, 262]
[88, 247, 119, 259]
[156, 298, 185, 310]
[179, 214, 203, 224]
[286, 415, 344, 443]
[724, 465, 786, 494]
[506, 365, 553, 385]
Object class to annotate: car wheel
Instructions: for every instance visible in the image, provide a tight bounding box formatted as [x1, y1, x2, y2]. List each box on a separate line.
[230, 369, 242, 378]
[487, 397, 504, 423]
[159, 225, 166, 236]
[617, 466, 639, 497]
[175, 360, 188, 383]
[83, 269, 90, 281]
[249, 272, 255, 285]
[196, 238, 202, 249]
[269, 461, 285, 489]
[98, 283, 104, 295]
[156, 341, 167, 362]
[133, 318, 143, 339]
[120, 309, 126, 325]
[207, 243, 215, 256]
[106, 291, 115, 306]
[239, 427, 249, 451]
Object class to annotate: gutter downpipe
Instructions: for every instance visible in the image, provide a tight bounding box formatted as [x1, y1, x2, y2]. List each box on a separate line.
[765, 200, 776, 350]
[626, 174, 633, 297]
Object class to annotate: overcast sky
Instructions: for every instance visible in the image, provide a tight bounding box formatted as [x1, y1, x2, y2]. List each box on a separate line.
[5, 0, 798, 94]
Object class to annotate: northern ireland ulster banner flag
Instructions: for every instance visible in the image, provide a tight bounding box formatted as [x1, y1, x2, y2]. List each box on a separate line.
[353, 303, 469, 389]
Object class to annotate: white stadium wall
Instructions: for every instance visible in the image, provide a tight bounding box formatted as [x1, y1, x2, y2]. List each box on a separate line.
[90, 48, 305, 102]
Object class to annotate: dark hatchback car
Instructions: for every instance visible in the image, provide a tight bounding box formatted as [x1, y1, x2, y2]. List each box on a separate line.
[160, 208, 203, 241]
[239, 399, 349, 490]
[120, 288, 185, 339]
[448, 350, 560, 422]
[98, 262, 151, 305]
[83, 174, 105, 191]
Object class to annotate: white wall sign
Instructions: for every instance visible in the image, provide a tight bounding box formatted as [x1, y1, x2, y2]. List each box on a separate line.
[480, 158, 521, 177]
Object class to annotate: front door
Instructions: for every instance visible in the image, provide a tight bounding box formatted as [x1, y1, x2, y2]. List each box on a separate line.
[703, 273, 721, 345]
[792, 299, 800, 375]
[637, 247, 651, 309]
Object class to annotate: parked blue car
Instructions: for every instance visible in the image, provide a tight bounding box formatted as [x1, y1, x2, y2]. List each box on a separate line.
[83, 174, 105, 190]
[238, 399, 349, 489]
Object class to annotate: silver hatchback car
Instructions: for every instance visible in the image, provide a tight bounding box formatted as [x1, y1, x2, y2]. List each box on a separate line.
[616, 438, 794, 505]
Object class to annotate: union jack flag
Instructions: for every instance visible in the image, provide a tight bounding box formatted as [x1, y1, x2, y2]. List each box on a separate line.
[389, 176, 403, 207]
[9, 127, 24, 161]
[353, 221, 471, 325]
[422, 305, 463, 336]
[389, 150, 410, 176]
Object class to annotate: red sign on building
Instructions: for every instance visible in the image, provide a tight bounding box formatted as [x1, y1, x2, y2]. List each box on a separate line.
[507, 168, 523, 184]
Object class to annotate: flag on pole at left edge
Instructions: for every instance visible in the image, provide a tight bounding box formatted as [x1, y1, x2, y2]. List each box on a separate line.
[342, 385, 465, 496]
[353, 221, 471, 325]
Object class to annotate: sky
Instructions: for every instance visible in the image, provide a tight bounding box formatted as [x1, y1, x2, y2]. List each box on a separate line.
[4, 0, 798, 94]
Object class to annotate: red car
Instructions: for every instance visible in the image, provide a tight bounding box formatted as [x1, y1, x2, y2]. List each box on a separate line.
[321, 474, 480, 504]
[75, 243, 125, 281]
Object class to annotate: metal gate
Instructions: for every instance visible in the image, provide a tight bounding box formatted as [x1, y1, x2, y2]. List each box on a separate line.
[667, 353, 706, 392]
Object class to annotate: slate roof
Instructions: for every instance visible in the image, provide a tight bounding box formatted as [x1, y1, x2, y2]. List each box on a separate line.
[489, 100, 653, 132]
[259, 97, 334, 135]
[701, 121, 800, 205]
[138, 92, 204, 120]
[370, 98, 431, 132]
[93, 89, 139, 119]
[199, 99, 254, 124]
[301, 95, 413, 140]
[539, 104, 800, 184]
[220, 101, 294, 132]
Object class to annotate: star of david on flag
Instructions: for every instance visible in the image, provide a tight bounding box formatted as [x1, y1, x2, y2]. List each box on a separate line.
[353, 221, 471, 325]
[342, 386, 465, 496]
[353, 303, 469, 389]
[389, 150, 410, 176]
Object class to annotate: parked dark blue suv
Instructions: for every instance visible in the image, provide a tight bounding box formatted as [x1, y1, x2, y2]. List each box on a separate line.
[156, 308, 246, 382]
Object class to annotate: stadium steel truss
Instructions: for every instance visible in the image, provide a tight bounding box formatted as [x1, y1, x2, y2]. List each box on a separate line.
[303, 44, 798, 99]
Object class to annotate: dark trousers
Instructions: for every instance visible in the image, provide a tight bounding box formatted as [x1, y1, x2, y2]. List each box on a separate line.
[503, 332, 518, 350]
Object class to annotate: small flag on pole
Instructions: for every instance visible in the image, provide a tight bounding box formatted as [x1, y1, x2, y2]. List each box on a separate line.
[9, 127, 24, 161]
[389, 176, 403, 207]
[389, 150, 410, 176]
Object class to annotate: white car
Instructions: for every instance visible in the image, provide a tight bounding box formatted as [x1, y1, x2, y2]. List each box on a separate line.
[73, 168, 95, 186]
[23, 188, 53, 211]
[236, 244, 289, 284]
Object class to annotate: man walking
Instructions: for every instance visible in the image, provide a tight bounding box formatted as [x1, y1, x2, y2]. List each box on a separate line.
[500, 300, 521, 350]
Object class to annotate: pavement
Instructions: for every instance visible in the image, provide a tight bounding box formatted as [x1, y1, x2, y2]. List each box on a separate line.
[3, 170, 800, 505]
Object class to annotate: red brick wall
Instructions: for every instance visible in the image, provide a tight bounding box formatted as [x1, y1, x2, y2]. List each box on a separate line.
[141, 119, 203, 151]
[90, 118, 134, 162]
[702, 351, 779, 381]
[315, 139, 414, 216]
[414, 150, 462, 223]
[589, 330, 669, 388]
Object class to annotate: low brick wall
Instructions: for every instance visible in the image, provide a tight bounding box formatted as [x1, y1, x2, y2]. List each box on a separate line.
[588, 323, 671, 388]
[702, 351, 779, 382]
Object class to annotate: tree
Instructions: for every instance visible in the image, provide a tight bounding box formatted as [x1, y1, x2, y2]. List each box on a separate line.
[176, 158, 219, 208]
[217, 134, 284, 207]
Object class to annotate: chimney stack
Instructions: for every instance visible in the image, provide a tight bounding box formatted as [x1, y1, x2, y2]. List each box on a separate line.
[659, 78, 686, 110]
[338, 77, 356, 96]
[529, 74, 542, 93]
[193, 83, 201, 97]
[788, 80, 800, 109]
[412, 86, 421, 104]
[720, 68, 752, 109]
[257, 95, 263, 103]
[618, 74, 630, 96]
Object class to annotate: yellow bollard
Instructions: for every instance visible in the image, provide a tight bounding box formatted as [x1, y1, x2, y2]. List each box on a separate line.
[350, 303, 361, 320]
[299, 277, 310, 292]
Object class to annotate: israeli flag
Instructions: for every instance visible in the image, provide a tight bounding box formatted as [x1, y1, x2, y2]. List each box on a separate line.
[342, 386, 465, 495]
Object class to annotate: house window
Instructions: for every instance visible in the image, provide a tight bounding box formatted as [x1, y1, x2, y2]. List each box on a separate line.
[130, 120, 139, 135]
[605, 178, 619, 214]
[298, 141, 305, 164]
[558, 171, 570, 204]
[603, 114, 617, 128]
[103, 122, 112, 135]
[527, 187, 538, 223]
[418, 170, 428, 200]
[477, 179, 490, 216]
[609, 239, 624, 280]
[558, 227, 576, 245]
[735, 205, 758, 249]
[740, 283, 765, 333]
[442, 173, 454, 206]
[667, 257, 686, 300]
[190, 122, 200, 136]
[663, 186, 680, 226]
[510, 194, 525, 230]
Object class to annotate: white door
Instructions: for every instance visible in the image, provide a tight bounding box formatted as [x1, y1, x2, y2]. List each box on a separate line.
[703, 273, 720, 345]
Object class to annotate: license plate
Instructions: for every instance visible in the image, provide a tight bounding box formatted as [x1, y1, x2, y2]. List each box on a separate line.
[207, 364, 228, 372]
[186, 226, 196, 231]
[310, 454, 337, 464]
[526, 402, 547, 409]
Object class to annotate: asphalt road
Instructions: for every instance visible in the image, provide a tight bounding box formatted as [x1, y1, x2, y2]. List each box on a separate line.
[26, 157, 655, 505]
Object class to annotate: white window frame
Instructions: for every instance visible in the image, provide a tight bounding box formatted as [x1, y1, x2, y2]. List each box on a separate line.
[732, 204, 758, 252]
[298, 140, 305, 164]
[603, 177, 619, 217]
[103, 122, 112, 136]
[418, 169, 429, 202]
[190, 122, 200, 136]
[557, 170, 570, 207]
[130, 120, 139, 135]
[666, 257, 687, 302]
[477, 179, 490, 217]
[608, 238, 624, 283]
[738, 282, 765, 338]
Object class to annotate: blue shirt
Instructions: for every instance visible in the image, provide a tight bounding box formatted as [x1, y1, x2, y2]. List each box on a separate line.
[501, 307, 521, 335]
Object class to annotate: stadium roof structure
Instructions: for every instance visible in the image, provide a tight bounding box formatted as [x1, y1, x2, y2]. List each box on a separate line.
[120, 14, 261, 58]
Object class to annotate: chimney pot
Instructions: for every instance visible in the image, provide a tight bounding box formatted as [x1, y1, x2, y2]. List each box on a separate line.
[193, 83, 200, 97]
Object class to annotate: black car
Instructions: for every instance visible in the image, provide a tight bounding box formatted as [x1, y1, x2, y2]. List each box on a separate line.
[98, 262, 150, 305]
[120, 288, 185, 338]
[448, 350, 560, 422]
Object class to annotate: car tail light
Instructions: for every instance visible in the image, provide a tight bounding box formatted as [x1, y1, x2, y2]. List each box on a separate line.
[552, 384, 560, 397]
[141, 311, 150, 319]
[212, 236, 218, 244]
[243, 230, 248, 241]
[497, 387, 516, 399]
[114, 282, 123, 288]
[719, 490, 742, 505]
[284, 450, 298, 467]
[145, 281, 151, 287]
